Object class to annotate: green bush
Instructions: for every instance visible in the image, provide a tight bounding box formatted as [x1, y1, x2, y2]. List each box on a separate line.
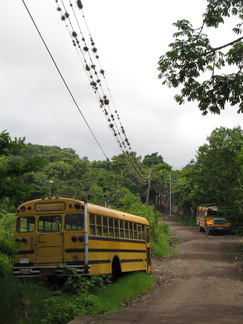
[42, 294, 98, 324]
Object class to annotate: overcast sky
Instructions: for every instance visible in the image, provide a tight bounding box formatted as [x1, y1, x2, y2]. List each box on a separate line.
[1, 1, 242, 170]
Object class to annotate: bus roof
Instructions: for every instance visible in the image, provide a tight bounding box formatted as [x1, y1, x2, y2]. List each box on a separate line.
[16, 197, 149, 225]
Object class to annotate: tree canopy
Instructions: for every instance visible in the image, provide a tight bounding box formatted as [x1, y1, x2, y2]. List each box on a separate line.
[158, 0, 243, 115]
[172, 126, 243, 230]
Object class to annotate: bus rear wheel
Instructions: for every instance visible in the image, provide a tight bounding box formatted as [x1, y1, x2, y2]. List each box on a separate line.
[111, 256, 122, 281]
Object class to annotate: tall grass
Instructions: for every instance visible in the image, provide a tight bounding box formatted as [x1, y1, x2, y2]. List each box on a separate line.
[152, 222, 178, 258]
[94, 272, 154, 314]
[0, 277, 51, 324]
[0, 272, 154, 324]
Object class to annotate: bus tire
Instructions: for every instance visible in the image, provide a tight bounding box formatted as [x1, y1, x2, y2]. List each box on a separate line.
[198, 224, 203, 232]
[205, 227, 211, 235]
[112, 256, 122, 281]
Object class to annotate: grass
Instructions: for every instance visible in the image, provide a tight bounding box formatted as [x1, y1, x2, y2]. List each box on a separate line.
[0, 272, 154, 324]
[152, 222, 178, 258]
[94, 272, 154, 314]
[0, 276, 51, 324]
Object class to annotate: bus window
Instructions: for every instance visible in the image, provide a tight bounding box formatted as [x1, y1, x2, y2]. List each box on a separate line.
[17, 217, 35, 233]
[38, 216, 62, 232]
[120, 220, 124, 238]
[103, 216, 108, 236]
[137, 224, 142, 240]
[65, 214, 84, 230]
[96, 215, 102, 236]
[115, 219, 119, 237]
[134, 223, 138, 239]
[125, 221, 129, 238]
[109, 217, 114, 237]
[141, 225, 145, 240]
[90, 214, 95, 234]
[129, 222, 134, 239]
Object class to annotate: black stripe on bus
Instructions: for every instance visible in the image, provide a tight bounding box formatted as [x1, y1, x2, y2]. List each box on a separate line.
[65, 248, 146, 253]
[65, 249, 84, 253]
[89, 236, 146, 244]
[121, 259, 143, 263]
[89, 248, 146, 253]
[89, 260, 111, 264]
[18, 250, 34, 254]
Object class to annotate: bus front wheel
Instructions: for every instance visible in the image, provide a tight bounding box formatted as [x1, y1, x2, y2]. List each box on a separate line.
[205, 227, 211, 235]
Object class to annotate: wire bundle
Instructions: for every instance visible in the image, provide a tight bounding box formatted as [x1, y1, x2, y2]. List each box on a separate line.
[49, 0, 150, 184]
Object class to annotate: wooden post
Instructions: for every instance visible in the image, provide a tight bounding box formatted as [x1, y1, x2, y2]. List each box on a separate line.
[146, 168, 152, 207]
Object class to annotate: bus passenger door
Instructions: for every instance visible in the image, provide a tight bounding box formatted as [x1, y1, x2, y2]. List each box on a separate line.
[35, 215, 64, 264]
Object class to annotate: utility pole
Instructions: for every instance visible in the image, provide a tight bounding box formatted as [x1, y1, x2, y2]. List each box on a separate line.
[146, 168, 152, 207]
[169, 172, 172, 215]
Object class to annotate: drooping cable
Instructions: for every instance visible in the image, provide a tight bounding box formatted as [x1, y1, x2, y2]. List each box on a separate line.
[22, 0, 109, 161]
[53, 0, 150, 184]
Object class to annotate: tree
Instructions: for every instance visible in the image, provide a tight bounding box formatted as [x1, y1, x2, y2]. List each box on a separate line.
[158, 0, 243, 115]
[0, 131, 46, 208]
[195, 126, 243, 228]
[142, 153, 164, 167]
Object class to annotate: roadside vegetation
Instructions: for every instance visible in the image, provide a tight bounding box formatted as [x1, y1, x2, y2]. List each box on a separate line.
[0, 272, 154, 324]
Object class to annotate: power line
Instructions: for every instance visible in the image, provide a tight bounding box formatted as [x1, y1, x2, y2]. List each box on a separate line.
[22, 0, 109, 161]
[54, 0, 150, 184]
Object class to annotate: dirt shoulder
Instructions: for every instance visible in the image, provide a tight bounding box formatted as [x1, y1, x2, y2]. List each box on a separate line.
[70, 219, 243, 324]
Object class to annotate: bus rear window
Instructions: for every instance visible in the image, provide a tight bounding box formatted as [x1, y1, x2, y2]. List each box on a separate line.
[38, 216, 62, 232]
[17, 216, 35, 233]
[65, 214, 84, 230]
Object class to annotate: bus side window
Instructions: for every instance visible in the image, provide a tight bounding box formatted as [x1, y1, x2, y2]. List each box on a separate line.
[125, 221, 129, 238]
[109, 217, 114, 237]
[90, 214, 95, 235]
[115, 219, 119, 237]
[97, 215, 102, 236]
[137, 224, 142, 240]
[103, 216, 108, 236]
[119, 220, 124, 238]
[129, 222, 134, 239]
[134, 223, 138, 239]
[141, 225, 145, 240]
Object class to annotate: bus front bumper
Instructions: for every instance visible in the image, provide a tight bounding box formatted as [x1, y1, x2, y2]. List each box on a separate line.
[208, 226, 231, 231]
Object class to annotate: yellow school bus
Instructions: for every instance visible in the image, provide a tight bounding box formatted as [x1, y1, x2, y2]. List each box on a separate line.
[13, 197, 152, 277]
[196, 205, 231, 235]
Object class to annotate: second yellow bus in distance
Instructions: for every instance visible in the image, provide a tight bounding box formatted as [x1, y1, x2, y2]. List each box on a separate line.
[13, 197, 152, 278]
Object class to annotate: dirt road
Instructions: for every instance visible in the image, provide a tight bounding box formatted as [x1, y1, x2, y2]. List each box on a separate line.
[70, 220, 243, 324]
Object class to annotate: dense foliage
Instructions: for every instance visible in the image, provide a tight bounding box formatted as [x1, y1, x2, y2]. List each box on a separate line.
[158, 0, 243, 115]
[172, 126, 243, 232]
